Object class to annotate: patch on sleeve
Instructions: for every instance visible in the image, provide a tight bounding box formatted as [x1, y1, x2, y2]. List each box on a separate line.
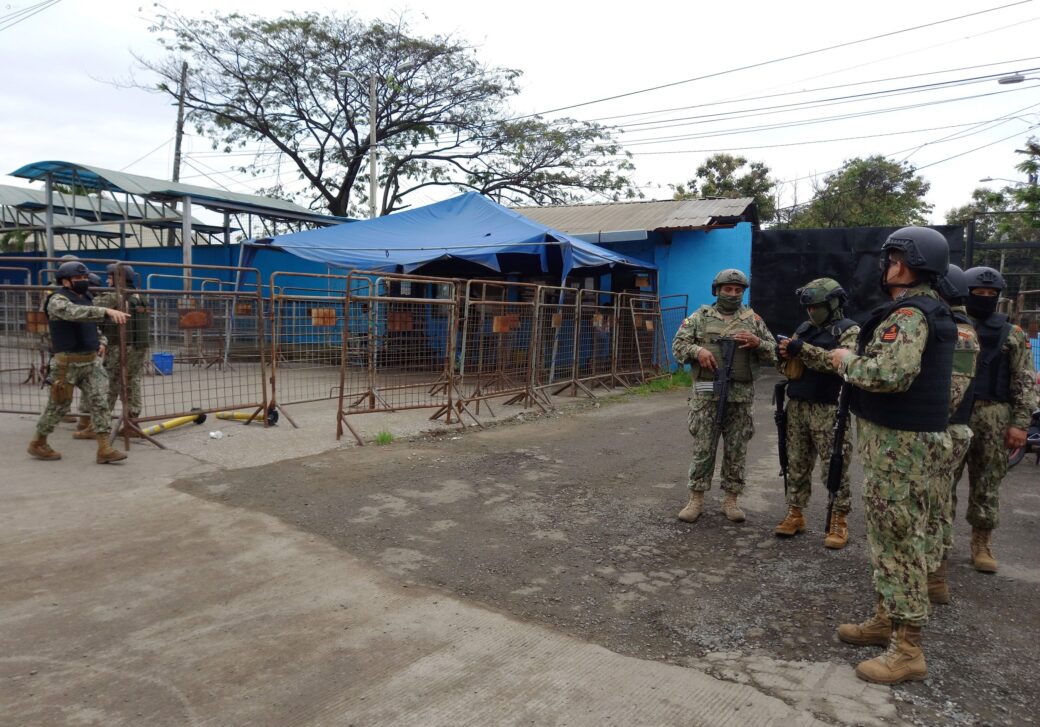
[894, 308, 917, 317]
[957, 330, 973, 339]
[880, 324, 900, 342]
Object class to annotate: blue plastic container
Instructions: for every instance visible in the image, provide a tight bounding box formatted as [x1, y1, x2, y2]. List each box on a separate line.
[152, 352, 174, 376]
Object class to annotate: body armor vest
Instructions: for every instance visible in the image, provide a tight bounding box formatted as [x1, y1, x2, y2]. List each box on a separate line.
[786, 318, 857, 404]
[102, 292, 150, 348]
[851, 295, 956, 432]
[695, 307, 755, 382]
[45, 289, 100, 355]
[949, 311, 978, 425]
[973, 312, 1012, 403]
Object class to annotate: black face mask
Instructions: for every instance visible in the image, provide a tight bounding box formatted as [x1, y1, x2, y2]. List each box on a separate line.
[71, 280, 91, 296]
[966, 293, 999, 319]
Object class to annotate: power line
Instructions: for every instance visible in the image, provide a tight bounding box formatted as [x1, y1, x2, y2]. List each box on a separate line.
[514, 1, 1033, 118]
[0, 0, 61, 32]
[119, 137, 174, 172]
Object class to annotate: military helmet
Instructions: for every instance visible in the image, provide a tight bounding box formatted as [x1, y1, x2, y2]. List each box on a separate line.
[963, 266, 1006, 292]
[55, 260, 89, 280]
[711, 268, 749, 295]
[795, 278, 847, 308]
[59, 254, 80, 261]
[87, 273, 102, 287]
[937, 264, 968, 302]
[881, 226, 949, 277]
[106, 263, 135, 285]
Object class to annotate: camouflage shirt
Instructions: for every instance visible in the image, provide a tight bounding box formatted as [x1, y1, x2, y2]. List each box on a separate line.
[1003, 323, 1039, 429]
[795, 320, 861, 375]
[949, 305, 980, 417]
[672, 303, 777, 402]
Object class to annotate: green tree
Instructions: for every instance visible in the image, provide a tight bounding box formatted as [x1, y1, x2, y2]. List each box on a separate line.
[138, 11, 636, 217]
[671, 153, 776, 223]
[789, 155, 932, 228]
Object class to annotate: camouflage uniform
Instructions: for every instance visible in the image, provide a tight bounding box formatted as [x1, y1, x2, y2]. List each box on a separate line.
[926, 306, 978, 572]
[34, 295, 113, 437]
[672, 304, 777, 494]
[840, 285, 952, 627]
[94, 289, 149, 418]
[953, 324, 1038, 530]
[780, 325, 859, 513]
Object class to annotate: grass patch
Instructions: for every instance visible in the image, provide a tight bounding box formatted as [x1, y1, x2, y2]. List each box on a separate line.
[630, 369, 692, 395]
[375, 429, 394, 446]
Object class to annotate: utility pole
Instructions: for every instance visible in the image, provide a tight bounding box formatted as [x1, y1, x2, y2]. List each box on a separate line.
[369, 75, 378, 218]
[168, 61, 189, 247]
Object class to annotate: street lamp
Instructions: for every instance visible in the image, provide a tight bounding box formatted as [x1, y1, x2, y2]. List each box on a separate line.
[997, 73, 1040, 85]
[979, 176, 1028, 186]
[338, 71, 379, 218]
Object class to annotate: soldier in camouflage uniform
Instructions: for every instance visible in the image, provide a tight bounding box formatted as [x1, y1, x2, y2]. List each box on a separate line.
[926, 265, 979, 604]
[672, 269, 777, 523]
[83, 263, 149, 436]
[27, 261, 130, 464]
[775, 279, 860, 548]
[952, 266, 1039, 573]
[831, 227, 956, 685]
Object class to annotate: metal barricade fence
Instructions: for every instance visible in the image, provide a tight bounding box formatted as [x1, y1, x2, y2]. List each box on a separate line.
[457, 280, 539, 412]
[269, 272, 351, 425]
[337, 273, 459, 444]
[659, 294, 689, 369]
[0, 282, 53, 414]
[566, 289, 618, 396]
[614, 292, 652, 387]
[532, 285, 578, 397]
[627, 295, 670, 381]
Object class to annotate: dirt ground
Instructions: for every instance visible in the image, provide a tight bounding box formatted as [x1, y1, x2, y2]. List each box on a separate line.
[178, 372, 1040, 727]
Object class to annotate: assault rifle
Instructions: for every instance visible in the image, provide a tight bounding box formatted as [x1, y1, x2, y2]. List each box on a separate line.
[711, 337, 738, 447]
[773, 381, 789, 496]
[825, 382, 852, 531]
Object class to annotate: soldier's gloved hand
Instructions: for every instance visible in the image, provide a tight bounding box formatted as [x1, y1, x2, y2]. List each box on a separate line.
[785, 338, 804, 357]
[1006, 426, 1027, 449]
[696, 348, 717, 372]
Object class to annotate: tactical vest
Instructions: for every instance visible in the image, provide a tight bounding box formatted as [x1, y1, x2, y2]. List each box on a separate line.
[973, 312, 1012, 403]
[102, 292, 150, 348]
[45, 289, 100, 355]
[695, 307, 754, 382]
[786, 318, 857, 404]
[850, 295, 956, 432]
[949, 311, 978, 425]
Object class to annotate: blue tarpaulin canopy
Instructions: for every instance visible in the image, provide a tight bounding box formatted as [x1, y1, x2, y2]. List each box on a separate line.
[245, 192, 655, 279]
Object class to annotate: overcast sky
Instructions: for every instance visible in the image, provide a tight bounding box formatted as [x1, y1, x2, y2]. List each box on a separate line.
[3, 0, 1040, 222]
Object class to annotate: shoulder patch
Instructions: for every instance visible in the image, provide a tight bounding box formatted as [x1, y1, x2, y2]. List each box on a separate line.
[957, 330, 973, 339]
[880, 324, 900, 343]
[894, 308, 917, 317]
[754, 313, 763, 322]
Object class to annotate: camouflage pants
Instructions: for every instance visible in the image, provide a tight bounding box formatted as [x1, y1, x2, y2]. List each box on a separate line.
[35, 359, 111, 436]
[953, 400, 1010, 530]
[104, 346, 148, 418]
[924, 424, 972, 573]
[784, 399, 853, 513]
[687, 395, 754, 494]
[858, 418, 951, 627]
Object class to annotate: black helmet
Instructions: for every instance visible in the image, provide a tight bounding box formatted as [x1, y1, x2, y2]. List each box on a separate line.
[55, 260, 89, 280]
[937, 264, 968, 302]
[963, 266, 1006, 292]
[106, 263, 136, 286]
[881, 226, 949, 277]
[87, 273, 102, 287]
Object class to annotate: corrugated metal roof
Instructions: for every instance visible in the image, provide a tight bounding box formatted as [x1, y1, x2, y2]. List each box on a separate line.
[8, 161, 351, 224]
[514, 197, 755, 234]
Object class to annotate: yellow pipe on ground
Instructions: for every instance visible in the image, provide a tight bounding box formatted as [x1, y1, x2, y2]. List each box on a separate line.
[215, 411, 256, 422]
[140, 412, 207, 437]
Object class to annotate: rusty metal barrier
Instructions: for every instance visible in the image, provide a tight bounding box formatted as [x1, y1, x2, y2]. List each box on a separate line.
[627, 295, 670, 382]
[557, 289, 619, 397]
[269, 271, 351, 427]
[336, 273, 462, 444]
[531, 285, 578, 400]
[659, 294, 689, 369]
[614, 292, 654, 387]
[457, 280, 540, 415]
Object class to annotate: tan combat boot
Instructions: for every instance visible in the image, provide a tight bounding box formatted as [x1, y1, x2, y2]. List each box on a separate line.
[971, 529, 998, 573]
[73, 422, 96, 439]
[27, 434, 61, 461]
[722, 492, 745, 523]
[854, 622, 927, 684]
[677, 491, 704, 523]
[96, 434, 128, 464]
[824, 511, 850, 549]
[774, 505, 805, 536]
[927, 558, 950, 604]
[837, 598, 891, 646]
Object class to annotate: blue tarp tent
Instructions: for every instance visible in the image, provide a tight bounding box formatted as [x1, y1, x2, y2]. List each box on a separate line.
[244, 192, 655, 280]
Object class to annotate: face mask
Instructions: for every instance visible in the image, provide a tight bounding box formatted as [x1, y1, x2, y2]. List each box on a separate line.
[966, 293, 998, 319]
[808, 305, 831, 327]
[716, 293, 743, 313]
[71, 280, 91, 296]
